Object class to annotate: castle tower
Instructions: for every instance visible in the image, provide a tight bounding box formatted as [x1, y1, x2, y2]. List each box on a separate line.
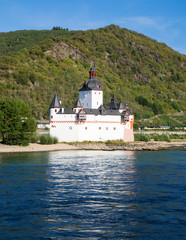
[49, 94, 62, 121]
[79, 64, 103, 109]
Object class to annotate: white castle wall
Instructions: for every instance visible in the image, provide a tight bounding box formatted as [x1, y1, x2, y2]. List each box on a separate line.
[50, 121, 125, 142]
[50, 112, 130, 142]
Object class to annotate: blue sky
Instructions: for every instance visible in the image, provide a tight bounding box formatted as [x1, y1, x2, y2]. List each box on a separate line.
[0, 0, 186, 54]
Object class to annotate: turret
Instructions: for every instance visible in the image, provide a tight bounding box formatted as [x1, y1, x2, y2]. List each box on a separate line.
[89, 64, 97, 79]
[73, 98, 83, 113]
[79, 64, 103, 109]
[49, 94, 63, 121]
[109, 94, 118, 109]
[118, 100, 125, 113]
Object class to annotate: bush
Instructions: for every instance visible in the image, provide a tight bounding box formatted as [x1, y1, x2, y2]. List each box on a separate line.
[30, 133, 39, 143]
[39, 134, 58, 144]
[140, 134, 150, 142]
[160, 133, 171, 142]
[21, 140, 30, 146]
[134, 134, 150, 142]
[153, 133, 160, 141]
[53, 136, 58, 144]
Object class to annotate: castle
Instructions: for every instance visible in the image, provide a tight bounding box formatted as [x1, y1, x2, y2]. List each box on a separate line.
[49, 65, 134, 142]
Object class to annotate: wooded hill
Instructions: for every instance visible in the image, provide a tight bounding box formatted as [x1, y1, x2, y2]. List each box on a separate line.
[0, 24, 185, 120]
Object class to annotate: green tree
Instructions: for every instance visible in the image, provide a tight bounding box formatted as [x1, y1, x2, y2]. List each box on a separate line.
[135, 96, 150, 107]
[151, 102, 163, 115]
[0, 98, 36, 145]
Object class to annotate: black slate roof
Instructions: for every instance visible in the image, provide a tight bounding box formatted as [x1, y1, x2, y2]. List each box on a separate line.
[118, 101, 125, 109]
[74, 98, 82, 108]
[57, 108, 75, 114]
[80, 108, 121, 115]
[57, 107, 133, 116]
[50, 94, 62, 108]
[79, 79, 103, 91]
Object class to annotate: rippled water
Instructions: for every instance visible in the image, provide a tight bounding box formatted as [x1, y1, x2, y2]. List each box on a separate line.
[0, 150, 185, 239]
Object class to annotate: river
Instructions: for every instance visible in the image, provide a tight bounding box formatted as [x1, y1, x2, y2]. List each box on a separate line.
[0, 150, 185, 239]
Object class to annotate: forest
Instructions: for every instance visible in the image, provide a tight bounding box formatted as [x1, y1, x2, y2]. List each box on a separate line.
[0, 24, 185, 126]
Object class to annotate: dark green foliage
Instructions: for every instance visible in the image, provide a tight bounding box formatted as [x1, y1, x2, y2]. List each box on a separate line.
[152, 133, 170, 142]
[160, 134, 171, 142]
[170, 101, 180, 112]
[30, 133, 39, 143]
[39, 134, 58, 144]
[153, 134, 159, 141]
[151, 103, 163, 115]
[135, 133, 171, 142]
[0, 25, 185, 120]
[169, 134, 186, 139]
[135, 114, 184, 129]
[135, 96, 150, 107]
[135, 134, 151, 142]
[0, 98, 36, 145]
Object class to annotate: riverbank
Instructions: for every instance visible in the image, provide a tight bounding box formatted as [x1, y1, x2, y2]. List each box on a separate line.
[0, 141, 185, 153]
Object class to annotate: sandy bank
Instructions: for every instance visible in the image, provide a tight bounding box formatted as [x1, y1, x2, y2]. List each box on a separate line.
[0, 143, 78, 153]
[0, 141, 185, 153]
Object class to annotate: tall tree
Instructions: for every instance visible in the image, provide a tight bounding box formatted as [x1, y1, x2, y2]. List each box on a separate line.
[0, 98, 36, 145]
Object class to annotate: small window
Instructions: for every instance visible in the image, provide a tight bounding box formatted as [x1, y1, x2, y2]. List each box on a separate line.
[51, 115, 53, 119]
[113, 127, 116, 130]
[85, 127, 87, 130]
[99, 127, 101, 130]
[69, 126, 72, 130]
[106, 127, 108, 130]
[55, 109, 57, 113]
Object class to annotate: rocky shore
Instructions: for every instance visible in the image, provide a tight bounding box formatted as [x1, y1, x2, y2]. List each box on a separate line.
[0, 141, 185, 153]
[73, 141, 186, 151]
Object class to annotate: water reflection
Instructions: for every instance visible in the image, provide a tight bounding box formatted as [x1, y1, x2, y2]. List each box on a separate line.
[0, 150, 185, 239]
[44, 151, 138, 237]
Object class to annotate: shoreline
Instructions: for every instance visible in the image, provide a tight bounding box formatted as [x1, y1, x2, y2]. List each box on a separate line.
[0, 141, 185, 153]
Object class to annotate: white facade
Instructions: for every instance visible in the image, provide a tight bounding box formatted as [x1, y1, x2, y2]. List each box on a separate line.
[49, 65, 134, 142]
[50, 113, 134, 142]
[79, 90, 103, 109]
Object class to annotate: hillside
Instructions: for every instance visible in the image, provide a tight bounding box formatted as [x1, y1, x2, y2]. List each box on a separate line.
[0, 25, 185, 120]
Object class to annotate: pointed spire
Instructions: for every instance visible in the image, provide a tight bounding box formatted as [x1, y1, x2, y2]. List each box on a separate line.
[74, 98, 82, 108]
[118, 101, 125, 109]
[98, 104, 105, 110]
[98, 104, 106, 114]
[109, 94, 118, 109]
[50, 94, 62, 108]
[111, 93, 117, 102]
[90, 62, 96, 71]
